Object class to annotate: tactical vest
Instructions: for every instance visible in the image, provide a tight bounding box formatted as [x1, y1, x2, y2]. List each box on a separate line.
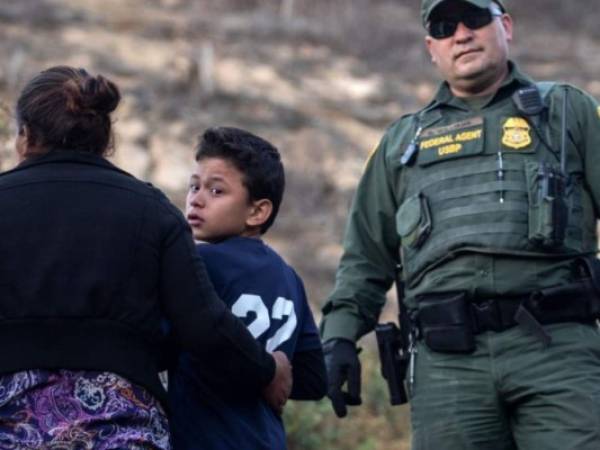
[395, 84, 598, 288]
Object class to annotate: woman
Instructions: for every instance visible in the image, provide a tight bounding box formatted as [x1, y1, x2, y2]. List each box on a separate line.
[0, 66, 290, 449]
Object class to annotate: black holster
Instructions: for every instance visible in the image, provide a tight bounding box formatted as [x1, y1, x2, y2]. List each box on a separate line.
[375, 323, 409, 405]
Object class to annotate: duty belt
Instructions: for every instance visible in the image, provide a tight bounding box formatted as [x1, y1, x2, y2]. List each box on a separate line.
[416, 280, 600, 352]
[471, 293, 597, 345]
[468, 296, 526, 334]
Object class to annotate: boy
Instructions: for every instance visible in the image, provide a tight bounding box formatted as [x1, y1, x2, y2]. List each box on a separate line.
[168, 126, 327, 450]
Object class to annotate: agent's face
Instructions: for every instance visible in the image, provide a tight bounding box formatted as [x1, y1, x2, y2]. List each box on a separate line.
[425, 2, 513, 97]
[185, 157, 255, 243]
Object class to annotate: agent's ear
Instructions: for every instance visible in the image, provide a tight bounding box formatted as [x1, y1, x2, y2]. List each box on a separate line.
[425, 36, 437, 64]
[246, 198, 273, 229]
[500, 13, 513, 43]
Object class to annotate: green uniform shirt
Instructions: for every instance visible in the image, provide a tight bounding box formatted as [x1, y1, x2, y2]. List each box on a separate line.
[321, 62, 600, 343]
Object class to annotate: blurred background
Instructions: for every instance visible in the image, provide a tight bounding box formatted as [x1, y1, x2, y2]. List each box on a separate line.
[1, 0, 598, 448]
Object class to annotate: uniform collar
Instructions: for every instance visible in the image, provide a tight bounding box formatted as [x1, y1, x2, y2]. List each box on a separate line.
[427, 61, 535, 112]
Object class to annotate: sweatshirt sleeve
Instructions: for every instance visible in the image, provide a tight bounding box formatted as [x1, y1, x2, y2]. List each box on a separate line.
[571, 86, 600, 218]
[289, 348, 327, 400]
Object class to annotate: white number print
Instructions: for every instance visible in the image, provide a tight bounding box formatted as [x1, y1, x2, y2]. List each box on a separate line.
[231, 294, 297, 352]
[266, 297, 298, 352]
[231, 294, 270, 339]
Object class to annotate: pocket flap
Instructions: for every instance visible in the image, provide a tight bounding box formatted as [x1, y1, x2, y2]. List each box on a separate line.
[396, 194, 421, 238]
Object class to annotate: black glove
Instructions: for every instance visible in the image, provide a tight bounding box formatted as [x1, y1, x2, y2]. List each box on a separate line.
[323, 338, 362, 418]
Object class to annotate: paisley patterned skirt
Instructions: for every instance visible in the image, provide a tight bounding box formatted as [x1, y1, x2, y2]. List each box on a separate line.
[0, 370, 170, 449]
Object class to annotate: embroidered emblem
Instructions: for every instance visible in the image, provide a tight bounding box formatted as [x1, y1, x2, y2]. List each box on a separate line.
[502, 117, 531, 149]
[417, 118, 484, 165]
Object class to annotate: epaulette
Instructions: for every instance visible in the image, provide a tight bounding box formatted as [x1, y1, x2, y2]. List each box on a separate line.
[537, 81, 557, 101]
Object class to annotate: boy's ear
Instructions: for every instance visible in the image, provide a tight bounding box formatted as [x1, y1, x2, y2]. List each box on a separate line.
[246, 198, 273, 229]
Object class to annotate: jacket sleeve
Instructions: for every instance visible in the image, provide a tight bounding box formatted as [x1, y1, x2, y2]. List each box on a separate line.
[320, 126, 408, 343]
[571, 85, 600, 218]
[158, 203, 275, 393]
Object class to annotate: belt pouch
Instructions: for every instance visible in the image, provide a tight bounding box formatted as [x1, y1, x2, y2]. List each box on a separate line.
[529, 283, 592, 323]
[418, 292, 475, 353]
[575, 257, 600, 317]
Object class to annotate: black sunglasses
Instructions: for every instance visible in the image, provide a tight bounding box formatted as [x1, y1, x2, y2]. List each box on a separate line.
[428, 4, 503, 39]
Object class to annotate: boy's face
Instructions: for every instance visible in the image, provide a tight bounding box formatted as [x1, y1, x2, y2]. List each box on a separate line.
[185, 157, 256, 243]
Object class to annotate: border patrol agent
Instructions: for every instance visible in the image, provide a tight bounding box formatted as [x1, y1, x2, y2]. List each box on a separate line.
[320, 1, 600, 449]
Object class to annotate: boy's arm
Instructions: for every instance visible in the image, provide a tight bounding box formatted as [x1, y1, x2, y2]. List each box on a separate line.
[289, 275, 327, 400]
[289, 348, 327, 400]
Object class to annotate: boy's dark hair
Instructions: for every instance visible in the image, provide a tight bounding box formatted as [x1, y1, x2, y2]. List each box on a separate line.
[195, 126, 285, 234]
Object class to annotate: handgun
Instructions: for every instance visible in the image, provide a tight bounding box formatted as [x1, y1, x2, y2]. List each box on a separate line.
[375, 322, 409, 405]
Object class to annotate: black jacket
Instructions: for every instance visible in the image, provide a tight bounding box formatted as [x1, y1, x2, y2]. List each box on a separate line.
[0, 151, 274, 405]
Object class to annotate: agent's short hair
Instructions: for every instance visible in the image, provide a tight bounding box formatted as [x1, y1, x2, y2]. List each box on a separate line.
[195, 126, 285, 234]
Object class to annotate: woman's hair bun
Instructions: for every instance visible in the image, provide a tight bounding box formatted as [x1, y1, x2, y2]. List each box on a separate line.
[81, 73, 121, 114]
[16, 65, 121, 155]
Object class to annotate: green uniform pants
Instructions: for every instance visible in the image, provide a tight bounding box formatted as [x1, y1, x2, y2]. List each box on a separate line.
[410, 322, 600, 450]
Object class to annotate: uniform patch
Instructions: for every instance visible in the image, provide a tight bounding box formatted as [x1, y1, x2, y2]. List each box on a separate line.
[597, 106, 600, 119]
[417, 117, 484, 165]
[502, 117, 531, 149]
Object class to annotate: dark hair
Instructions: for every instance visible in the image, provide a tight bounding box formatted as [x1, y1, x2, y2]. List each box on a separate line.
[195, 126, 285, 234]
[16, 66, 121, 156]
